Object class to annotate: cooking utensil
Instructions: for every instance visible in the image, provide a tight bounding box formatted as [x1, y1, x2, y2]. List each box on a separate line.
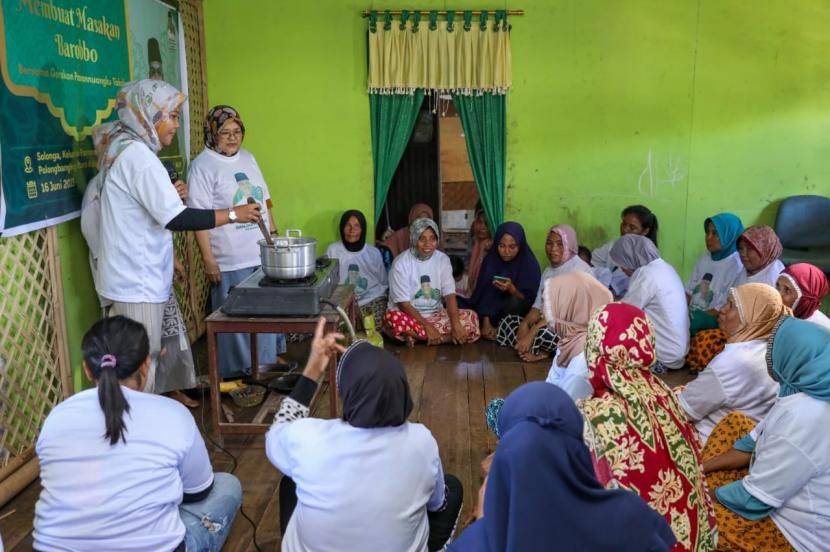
[248, 196, 273, 246]
[259, 229, 317, 280]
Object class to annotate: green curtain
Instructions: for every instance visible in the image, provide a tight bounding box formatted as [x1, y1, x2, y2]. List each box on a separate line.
[370, 91, 425, 224]
[453, 93, 506, 232]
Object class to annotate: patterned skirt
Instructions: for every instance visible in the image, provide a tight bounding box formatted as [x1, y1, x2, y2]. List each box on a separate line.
[385, 308, 480, 343]
[687, 329, 728, 372]
[703, 412, 795, 552]
[495, 314, 559, 355]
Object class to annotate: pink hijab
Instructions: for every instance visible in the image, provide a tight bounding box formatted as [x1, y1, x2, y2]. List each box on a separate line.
[550, 224, 579, 266]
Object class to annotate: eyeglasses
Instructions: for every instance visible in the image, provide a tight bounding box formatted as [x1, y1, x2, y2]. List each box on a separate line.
[218, 129, 243, 139]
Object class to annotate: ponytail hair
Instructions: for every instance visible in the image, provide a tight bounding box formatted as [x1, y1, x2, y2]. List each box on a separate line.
[622, 205, 659, 247]
[81, 316, 150, 445]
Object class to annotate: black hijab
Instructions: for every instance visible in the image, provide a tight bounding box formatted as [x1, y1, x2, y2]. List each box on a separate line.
[336, 341, 413, 428]
[339, 210, 367, 253]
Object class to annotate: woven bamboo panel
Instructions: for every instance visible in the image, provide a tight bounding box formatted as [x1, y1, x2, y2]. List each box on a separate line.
[0, 228, 70, 469]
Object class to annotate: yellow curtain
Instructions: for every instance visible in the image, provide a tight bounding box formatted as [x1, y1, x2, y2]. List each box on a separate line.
[367, 11, 512, 95]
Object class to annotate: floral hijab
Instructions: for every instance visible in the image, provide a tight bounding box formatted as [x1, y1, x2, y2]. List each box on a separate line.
[578, 302, 717, 552]
[738, 225, 782, 275]
[409, 218, 440, 261]
[204, 104, 245, 155]
[92, 79, 185, 175]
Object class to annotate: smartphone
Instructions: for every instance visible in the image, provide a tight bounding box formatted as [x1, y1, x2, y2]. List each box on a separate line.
[493, 275, 509, 282]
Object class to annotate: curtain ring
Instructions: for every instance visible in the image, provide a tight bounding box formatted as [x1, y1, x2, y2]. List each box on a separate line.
[494, 10, 505, 32]
[368, 10, 378, 33]
[399, 10, 409, 31]
[479, 10, 488, 32]
[412, 11, 421, 32]
[383, 10, 392, 31]
[463, 11, 472, 32]
[429, 10, 438, 31]
[446, 11, 455, 32]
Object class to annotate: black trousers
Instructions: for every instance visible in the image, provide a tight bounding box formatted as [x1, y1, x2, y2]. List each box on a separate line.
[280, 473, 464, 551]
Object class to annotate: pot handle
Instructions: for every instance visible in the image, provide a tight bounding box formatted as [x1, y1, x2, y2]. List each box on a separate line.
[274, 237, 291, 250]
[285, 228, 302, 237]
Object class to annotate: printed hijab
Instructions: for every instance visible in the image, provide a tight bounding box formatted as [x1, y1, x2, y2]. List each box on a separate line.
[549, 224, 578, 266]
[738, 225, 782, 275]
[92, 79, 185, 175]
[579, 303, 718, 552]
[706, 213, 744, 261]
[769, 316, 830, 401]
[780, 263, 829, 319]
[450, 382, 676, 552]
[336, 341, 413, 427]
[727, 283, 791, 343]
[542, 272, 612, 367]
[409, 218, 440, 261]
[385, 203, 435, 257]
[204, 105, 245, 155]
[339, 210, 367, 253]
[609, 234, 660, 271]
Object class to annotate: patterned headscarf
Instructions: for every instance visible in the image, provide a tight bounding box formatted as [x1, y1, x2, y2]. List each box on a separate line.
[204, 105, 245, 155]
[92, 79, 185, 175]
[409, 218, 440, 261]
[780, 263, 829, 319]
[738, 225, 782, 275]
[579, 302, 718, 552]
[769, 316, 830, 401]
[727, 283, 791, 343]
[706, 213, 744, 261]
[609, 234, 660, 271]
[549, 224, 578, 266]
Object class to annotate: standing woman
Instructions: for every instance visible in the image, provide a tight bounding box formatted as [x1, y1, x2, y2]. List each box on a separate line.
[734, 225, 785, 287]
[776, 263, 830, 330]
[325, 209, 389, 330]
[188, 105, 287, 377]
[93, 81, 261, 392]
[459, 222, 541, 341]
[383, 202, 436, 257]
[592, 205, 659, 296]
[386, 218, 480, 345]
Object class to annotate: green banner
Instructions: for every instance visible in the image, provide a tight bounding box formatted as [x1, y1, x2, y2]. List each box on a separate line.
[0, 0, 186, 236]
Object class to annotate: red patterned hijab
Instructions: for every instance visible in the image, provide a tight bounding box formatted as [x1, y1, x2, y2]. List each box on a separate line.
[578, 303, 717, 552]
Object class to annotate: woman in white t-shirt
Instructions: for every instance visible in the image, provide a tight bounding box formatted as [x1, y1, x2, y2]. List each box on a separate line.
[33, 316, 241, 552]
[735, 224, 785, 287]
[679, 284, 786, 444]
[326, 209, 388, 330]
[776, 263, 830, 331]
[267, 320, 463, 552]
[611, 234, 689, 371]
[702, 317, 830, 552]
[592, 205, 659, 297]
[188, 105, 289, 377]
[385, 218, 480, 345]
[92, 83, 262, 394]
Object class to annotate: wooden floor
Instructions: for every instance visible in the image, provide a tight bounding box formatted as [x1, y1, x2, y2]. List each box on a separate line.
[0, 339, 692, 551]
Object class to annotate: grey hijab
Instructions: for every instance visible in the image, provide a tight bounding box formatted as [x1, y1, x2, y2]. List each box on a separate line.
[609, 234, 660, 271]
[410, 218, 440, 261]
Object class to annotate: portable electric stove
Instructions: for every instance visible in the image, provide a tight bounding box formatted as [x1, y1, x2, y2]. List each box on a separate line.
[222, 257, 340, 317]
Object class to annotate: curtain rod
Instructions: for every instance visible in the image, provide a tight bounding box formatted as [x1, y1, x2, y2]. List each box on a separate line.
[361, 9, 524, 17]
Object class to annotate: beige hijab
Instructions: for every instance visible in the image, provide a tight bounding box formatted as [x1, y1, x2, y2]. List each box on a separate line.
[543, 272, 613, 367]
[727, 283, 792, 343]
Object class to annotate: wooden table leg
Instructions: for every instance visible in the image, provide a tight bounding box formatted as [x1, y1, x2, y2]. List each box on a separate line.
[250, 332, 259, 381]
[207, 325, 222, 437]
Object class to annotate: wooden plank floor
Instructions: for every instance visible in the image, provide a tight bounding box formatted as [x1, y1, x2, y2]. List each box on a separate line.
[0, 339, 693, 551]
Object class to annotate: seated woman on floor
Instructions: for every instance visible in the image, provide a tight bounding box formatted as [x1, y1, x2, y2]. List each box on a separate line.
[385, 218, 480, 345]
[266, 319, 463, 552]
[452, 382, 676, 552]
[541, 272, 612, 400]
[678, 283, 787, 445]
[459, 221, 541, 341]
[702, 317, 830, 552]
[592, 204, 659, 297]
[735, 224, 785, 287]
[579, 303, 718, 552]
[776, 263, 830, 330]
[686, 213, 745, 334]
[611, 234, 690, 372]
[326, 209, 388, 330]
[33, 316, 242, 552]
[459, 204, 494, 298]
[496, 224, 591, 362]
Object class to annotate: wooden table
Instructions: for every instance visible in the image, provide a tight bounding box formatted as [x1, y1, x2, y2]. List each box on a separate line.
[206, 285, 356, 434]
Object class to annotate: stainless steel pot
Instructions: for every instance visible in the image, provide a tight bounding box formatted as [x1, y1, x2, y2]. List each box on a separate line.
[259, 229, 317, 279]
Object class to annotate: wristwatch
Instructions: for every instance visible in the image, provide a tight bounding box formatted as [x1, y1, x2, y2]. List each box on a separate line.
[228, 207, 238, 223]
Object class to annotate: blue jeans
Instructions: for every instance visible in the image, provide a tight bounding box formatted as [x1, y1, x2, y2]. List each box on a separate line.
[211, 265, 287, 377]
[180, 473, 242, 552]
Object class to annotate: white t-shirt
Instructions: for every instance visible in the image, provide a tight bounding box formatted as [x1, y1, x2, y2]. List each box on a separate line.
[623, 258, 690, 368]
[187, 148, 271, 272]
[388, 250, 455, 315]
[545, 351, 592, 401]
[678, 340, 778, 443]
[266, 418, 445, 552]
[325, 242, 388, 306]
[532, 256, 593, 311]
[741, 393, 830, 552]
[686, 251, 744, 311]
[734, 259, 785, 288]
[96, 143, 186, 303]
[806, 310, 830, 331]
[34, 387, 214, 552]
